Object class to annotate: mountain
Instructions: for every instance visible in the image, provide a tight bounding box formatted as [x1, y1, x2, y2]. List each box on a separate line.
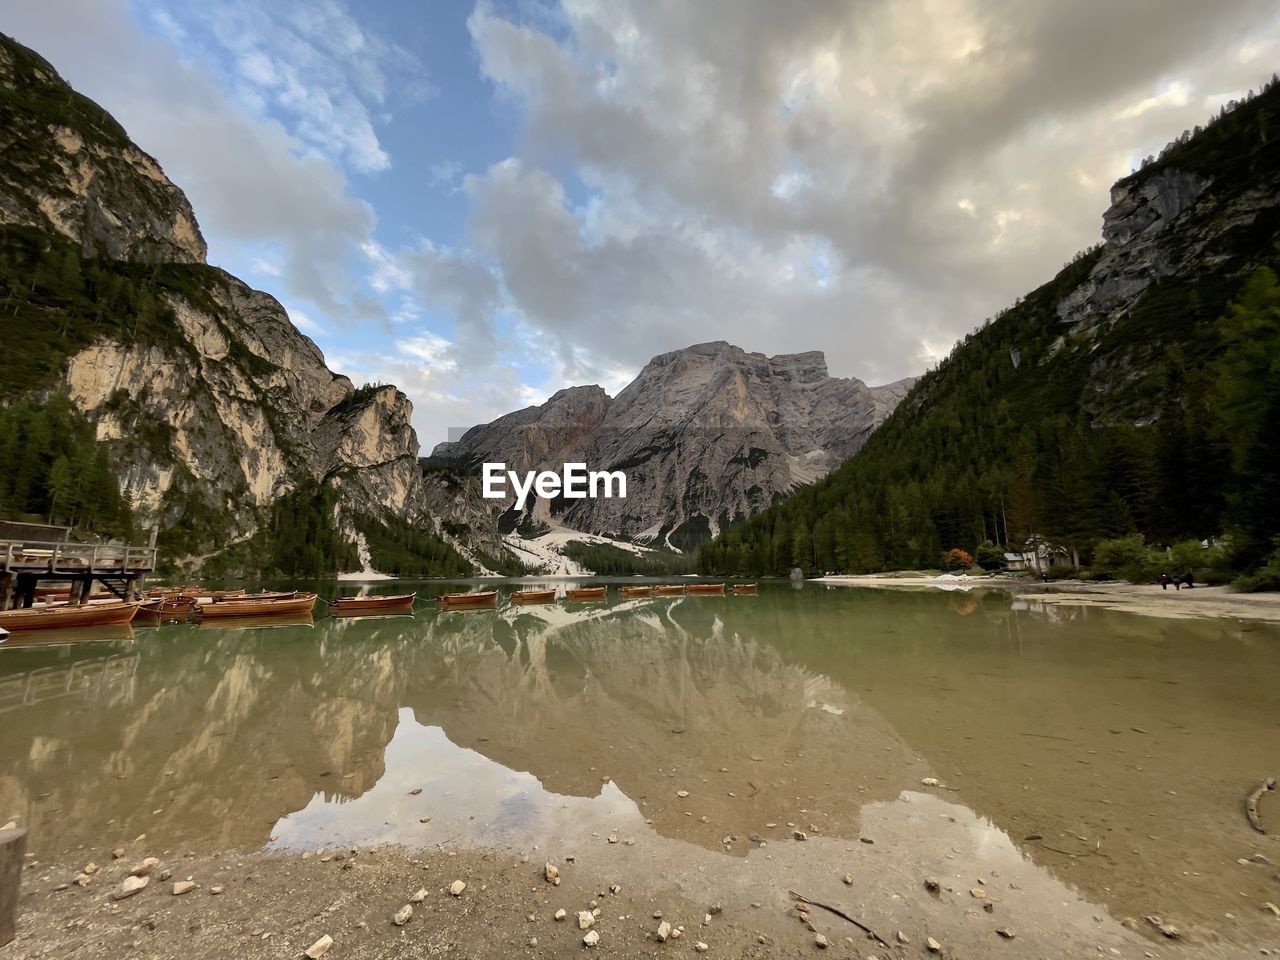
[0, 33, 503, 576]
[434, 341, 913, 549]
[700, 78, 1280, 578]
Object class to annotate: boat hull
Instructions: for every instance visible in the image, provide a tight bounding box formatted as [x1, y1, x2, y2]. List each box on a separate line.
[197, 593, 318, 619]
[619, 586, 655, 598]
[436, 591, 498, 608]
[687, 583, 726, 595]
[0, 600, 144, 631]
[565, 587, 607, 601]
[511, 590, 556, 604]
[654, 585, 686, 596]
[328, 593, 417, 613]
[731, 583, 758, 595]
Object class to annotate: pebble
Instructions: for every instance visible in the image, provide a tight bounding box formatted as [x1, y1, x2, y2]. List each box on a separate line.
[304, 934, 334, 959]
[708, 904, 721, 915]
[578, 911, 595, 930]
[112, 876, 148, 900]
[921, 777, 940, 786]
[694, 942, 708, 953]
[129, 857, 159, 877]
[924, 877, 939, 892]
[670, 927, 682, 939]
[393, 904, 414, 926]
[555, 908, 567, 921]
[815, 933, 829, 948]
[1263, 902, 1280, 917]
[970, 888, 986, 898]
[583, 930, 600, 947]
[449, 880, 466, 896]
[172, 881, 196, 896]
[842, 873, 853, 885]
[609, 884, 621, 894]
[72, 874, 92, 887]
[210, 886, 224, 895]
[656, 920, 671, 942]
[927, 937, 942, 952]
[607, 835, 618, 844]
[793, 830, 808, 841]
[111, 848, 125, 860]
[82, 863, 98, 875]
[677, 790, 690, 798]
[528, 937, 538, 947]
[1144, 916, 1180, 939]
[544, 863, 560, 885]
[410, 888, 428, 904]
[983, 902, 994, 913]
[896, 930, 909, 944]
[997, 927, 1016, 939]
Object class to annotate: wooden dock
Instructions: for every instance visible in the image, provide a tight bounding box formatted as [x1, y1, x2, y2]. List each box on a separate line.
[0, 539, 157, 611]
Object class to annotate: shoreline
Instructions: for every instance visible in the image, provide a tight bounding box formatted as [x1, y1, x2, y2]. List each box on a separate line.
[813, 574, 1280, 623]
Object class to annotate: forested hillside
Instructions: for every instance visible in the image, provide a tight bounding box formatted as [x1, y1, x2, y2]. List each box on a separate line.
[701, 79, 1280, 583]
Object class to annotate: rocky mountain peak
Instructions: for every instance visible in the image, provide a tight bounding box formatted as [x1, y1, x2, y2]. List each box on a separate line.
[438, 340, 915, 549]
[0, 34, 207, 264]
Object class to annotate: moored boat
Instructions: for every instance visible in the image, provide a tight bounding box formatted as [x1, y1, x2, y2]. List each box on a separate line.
[511, 589, 556, 604]
[196, 592, 318, 619]
[0, 626, 8, 642]
[327, 593, 417, 613]
[0, 600, 144, 631]
[731, 583, 758, 595]
[687, 582, 726, 596]
[436, 590, 499, 608]
[619, 585, 655, 598]
[565, 586, 607, 601]
[654, 584, 686, 596]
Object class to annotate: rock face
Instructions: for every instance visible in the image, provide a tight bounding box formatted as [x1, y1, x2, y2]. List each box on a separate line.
[0, 36, 205, 264]
[435, 342, 913, 548]
[0, 32, 467, 571]
[1056, 168, 1210, 330]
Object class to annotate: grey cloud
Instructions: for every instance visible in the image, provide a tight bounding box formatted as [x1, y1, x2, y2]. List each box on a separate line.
[467, 0, 1280, 387]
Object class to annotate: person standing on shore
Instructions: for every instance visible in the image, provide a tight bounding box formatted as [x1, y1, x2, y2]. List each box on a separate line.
[1158, 573, 1171, 590]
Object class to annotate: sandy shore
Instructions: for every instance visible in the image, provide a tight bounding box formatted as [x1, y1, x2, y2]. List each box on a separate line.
[814, 575, 1280, 623]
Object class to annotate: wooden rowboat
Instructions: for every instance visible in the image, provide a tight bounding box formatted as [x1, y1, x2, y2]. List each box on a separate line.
[654, 584, 686, 596]
[619, 585, 655, 598]
[511, 589, 556, 604]
[565, 586, 607, 602]
[327, 593, 417, 613]
[196, 592, 318, 619]
[436, 590, 499, 608]
[687, 583, 726, 596]
[731, 583, 758, 595]
[0, 600, 144, 631]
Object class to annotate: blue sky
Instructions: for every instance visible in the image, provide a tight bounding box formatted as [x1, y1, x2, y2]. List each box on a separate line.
[9, 0, 1280, 448]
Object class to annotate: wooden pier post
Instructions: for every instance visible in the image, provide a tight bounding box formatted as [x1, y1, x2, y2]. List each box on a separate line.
[0, 824, 25, 947]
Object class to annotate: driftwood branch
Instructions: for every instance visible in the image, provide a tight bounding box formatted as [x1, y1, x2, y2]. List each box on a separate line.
[788, 890, 889, 948]
[1246, 777, 1275, 834]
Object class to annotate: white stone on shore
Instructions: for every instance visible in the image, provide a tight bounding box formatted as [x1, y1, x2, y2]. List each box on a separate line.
[583, 930, 600, 947]
[129, 857, 159, 877]
[545, 862, 560, 884]
[555, 908, 567, 921]
[172, 881, 196, 896]
[393, 904, 413, 926]
[449, 880, 466, 896]
[815, 933, 829, 948]
[410, 888, 428, 903]
[113, 876, 148, 900]
[656, 920, 671, 942]
[304, 934, 334, 958]
[578, 910, 595, 930]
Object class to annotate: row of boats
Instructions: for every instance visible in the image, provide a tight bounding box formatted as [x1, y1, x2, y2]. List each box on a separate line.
[0, 581, 758, 636]
[436, 581, 757, 607]
[0, 588, 418, 634]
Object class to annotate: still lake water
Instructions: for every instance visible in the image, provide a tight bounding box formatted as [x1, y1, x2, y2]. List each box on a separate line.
[1, 581, 1278, 948]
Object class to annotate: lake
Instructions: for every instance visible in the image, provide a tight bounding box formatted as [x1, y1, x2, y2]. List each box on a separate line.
[2, 581, 1278, 951]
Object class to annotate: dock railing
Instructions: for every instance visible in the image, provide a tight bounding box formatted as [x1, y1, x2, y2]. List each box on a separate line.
[0, 539, 158, 575]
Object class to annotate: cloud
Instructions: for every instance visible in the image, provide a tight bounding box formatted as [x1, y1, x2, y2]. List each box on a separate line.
[7, 0, 388, 323]
[464, 0, 1280, 387]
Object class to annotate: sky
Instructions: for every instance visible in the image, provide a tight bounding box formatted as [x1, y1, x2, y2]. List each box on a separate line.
[8, 0, 1280, 449]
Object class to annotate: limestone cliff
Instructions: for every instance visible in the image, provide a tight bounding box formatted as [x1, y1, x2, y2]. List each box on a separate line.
[0, 32, 472, 573]
[436, 342, 913, 549]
